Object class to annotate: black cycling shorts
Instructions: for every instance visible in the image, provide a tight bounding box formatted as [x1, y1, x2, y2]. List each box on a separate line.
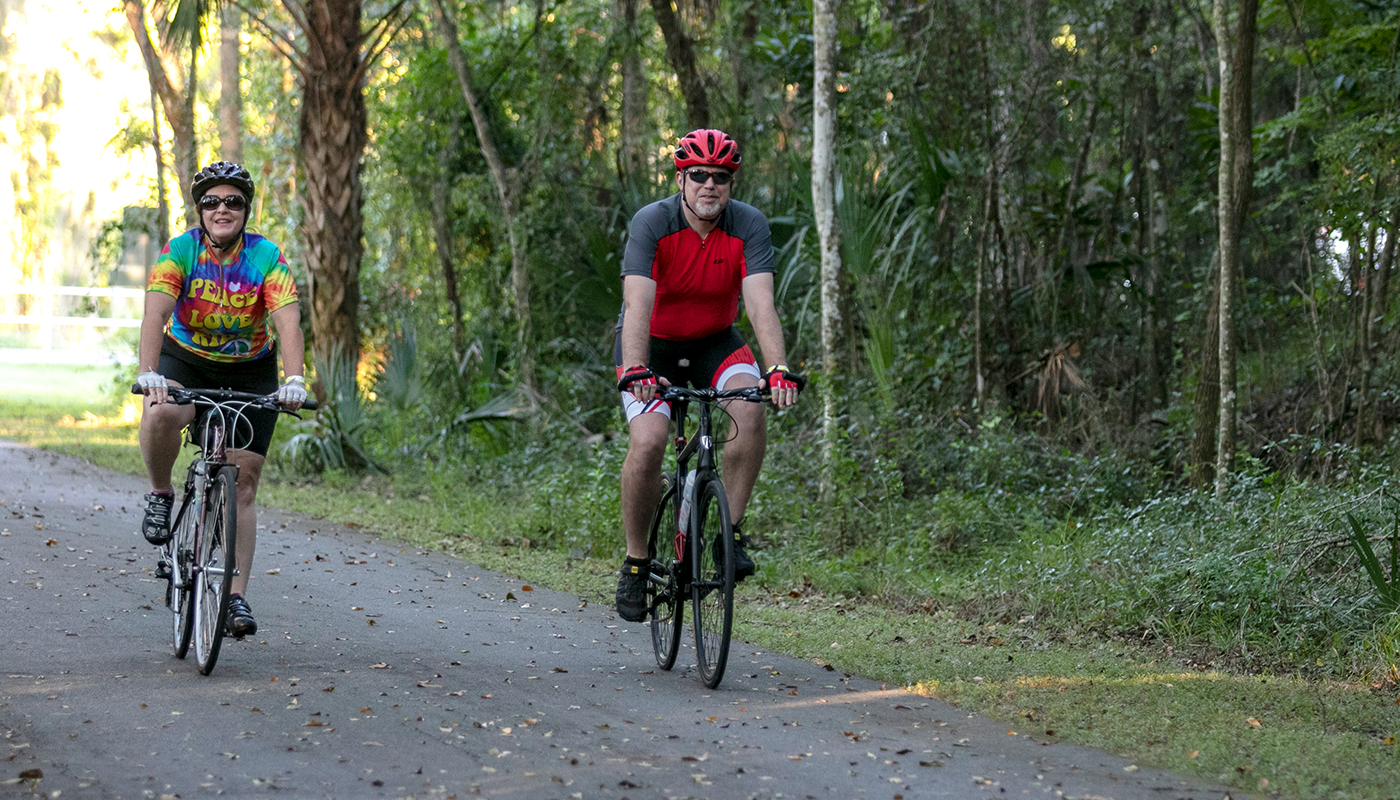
[613, 326, 760, 421]
[158, 336, 280, 457]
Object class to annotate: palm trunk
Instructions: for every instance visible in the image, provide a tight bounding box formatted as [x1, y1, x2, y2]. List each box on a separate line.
[219, 6, 243, 164]
[432, 0, 536, 393]
[1213, 0, 1258, 496]
[813, 0, 843, 504]
[297, 0, 369, 369]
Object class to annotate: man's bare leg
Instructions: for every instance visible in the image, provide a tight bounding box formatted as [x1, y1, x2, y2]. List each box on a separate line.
[718, 372, 766, 524]
[620, 411, 669, 559]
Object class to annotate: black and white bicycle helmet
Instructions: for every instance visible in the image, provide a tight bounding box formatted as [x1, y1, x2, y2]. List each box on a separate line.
[191, 161, 255, 204]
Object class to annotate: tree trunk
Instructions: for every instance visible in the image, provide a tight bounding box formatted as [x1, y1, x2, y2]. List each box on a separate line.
[1136, 0, 1164, 411]
[727, 6, 760, 146]
[296, 0, 369, 369]
[974, 167, 993, 410]
[1191, 251, 1220, 488]
[432, 0, 536, 393]
[219, 6, 243, 164]
[1374, 210, 1400, 354]
[1213, 0, 1258, 496]
[617, 0, 648, 186]
[148, 69, 170, 245]
[124, 0, 197, 229]
[431, 119, 469, 366]
[1355, 211, 1386, 447]
[813, 0, 843, 504]
[649, 0, 709, 129]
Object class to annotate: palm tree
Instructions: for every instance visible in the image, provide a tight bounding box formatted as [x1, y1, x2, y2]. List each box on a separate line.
[168, 0, 412, 368]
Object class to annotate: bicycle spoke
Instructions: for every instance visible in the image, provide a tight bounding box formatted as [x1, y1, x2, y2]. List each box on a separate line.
[647, 476, 684, 671]
[194, 467, 237, 675]
[692, 479, 734, 689]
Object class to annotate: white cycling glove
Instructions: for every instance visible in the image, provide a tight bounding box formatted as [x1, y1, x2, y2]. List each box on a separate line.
[277, 375, 307, 406]
[137, 370, 168, 392]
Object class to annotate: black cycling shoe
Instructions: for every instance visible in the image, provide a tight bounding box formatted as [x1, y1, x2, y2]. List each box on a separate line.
[615, 557, 650, 622]
[142, 492, 174, 546]
[225, 594, 257, 638]
[731, 522, 756, 582]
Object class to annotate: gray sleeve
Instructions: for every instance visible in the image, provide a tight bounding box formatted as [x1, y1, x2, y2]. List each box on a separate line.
[621, 201, 669, 279]
[734, 202, 776, 276]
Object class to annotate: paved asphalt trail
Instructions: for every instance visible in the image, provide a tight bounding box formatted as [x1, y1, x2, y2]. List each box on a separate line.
[0, 440, 1237, 800]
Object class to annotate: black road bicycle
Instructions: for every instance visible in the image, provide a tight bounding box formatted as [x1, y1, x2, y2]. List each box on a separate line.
[133, 386, 314, 675]
[644, 384, 769, 689]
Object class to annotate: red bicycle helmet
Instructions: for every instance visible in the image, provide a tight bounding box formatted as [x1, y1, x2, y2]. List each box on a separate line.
[673, 129, 742, 171]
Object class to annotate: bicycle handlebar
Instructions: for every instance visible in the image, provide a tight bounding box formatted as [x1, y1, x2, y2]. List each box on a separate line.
[656, 385, 770, 404]
[131, 385, 318, 412]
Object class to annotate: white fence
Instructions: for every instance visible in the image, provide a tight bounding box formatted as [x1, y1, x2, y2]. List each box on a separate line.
[0, 285, 143, 365]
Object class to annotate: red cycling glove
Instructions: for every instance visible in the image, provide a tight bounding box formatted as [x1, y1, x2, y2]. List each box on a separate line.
[617, 365, 658, 393]
[762, 365, 806, 392]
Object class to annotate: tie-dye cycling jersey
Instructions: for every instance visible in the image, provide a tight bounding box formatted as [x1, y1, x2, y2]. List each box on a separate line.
[146, 229, 299, 363]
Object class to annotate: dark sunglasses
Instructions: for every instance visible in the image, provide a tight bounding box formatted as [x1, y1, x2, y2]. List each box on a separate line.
[198, 194, 248, 212]
[685, 168, 733, 186]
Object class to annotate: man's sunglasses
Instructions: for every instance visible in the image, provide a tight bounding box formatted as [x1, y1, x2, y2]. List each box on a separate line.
[685, 168, 733, 186]
[198, 194, 249, 212]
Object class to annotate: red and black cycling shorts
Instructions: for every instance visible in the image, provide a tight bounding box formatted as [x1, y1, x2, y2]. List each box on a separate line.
[614, 326, 760, 422]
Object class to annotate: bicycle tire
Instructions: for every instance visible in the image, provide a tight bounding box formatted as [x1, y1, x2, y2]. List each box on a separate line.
[648, 475, 684, 670]
[194, 467, 237, 675]
[691, 478, 734, 689]
[168, 495, 197, 659]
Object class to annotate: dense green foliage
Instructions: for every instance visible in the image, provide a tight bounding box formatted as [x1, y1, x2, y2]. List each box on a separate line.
[90, 0, 1400, 687]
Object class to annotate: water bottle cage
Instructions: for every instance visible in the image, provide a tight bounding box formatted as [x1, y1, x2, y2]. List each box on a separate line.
[674, 529, 687, 563]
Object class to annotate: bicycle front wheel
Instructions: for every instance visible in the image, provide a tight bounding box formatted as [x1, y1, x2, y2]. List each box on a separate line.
[691, 478, 734, 689]
[169, 496, 196, 659]
[193, 467, 237, 675]
[648, 475, 684, 670]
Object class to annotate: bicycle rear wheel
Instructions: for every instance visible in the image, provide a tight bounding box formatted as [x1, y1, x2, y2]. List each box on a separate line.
[193, 467, 237, 675]
[648, 475, 684, 670]
[168, 495, 197, 659]
[691, 479, 734, 689]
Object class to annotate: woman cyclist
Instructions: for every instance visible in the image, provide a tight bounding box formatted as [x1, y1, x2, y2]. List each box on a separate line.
[135, 160, 306, 638]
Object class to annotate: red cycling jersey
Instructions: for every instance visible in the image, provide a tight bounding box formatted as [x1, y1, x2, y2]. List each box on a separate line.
[620, 193, 776, 341]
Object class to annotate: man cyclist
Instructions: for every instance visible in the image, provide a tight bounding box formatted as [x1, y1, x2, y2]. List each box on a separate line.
[614, 129, 804, 622]
[135, 160, 306, 638]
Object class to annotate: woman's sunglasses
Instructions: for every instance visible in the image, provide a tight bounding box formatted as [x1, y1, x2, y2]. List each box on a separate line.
[685, 168, 733, 186]
[198, 194, 249, 212]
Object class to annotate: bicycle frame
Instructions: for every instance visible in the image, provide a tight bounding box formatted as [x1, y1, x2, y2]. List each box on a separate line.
[163, 402, 241, 627]
[136, 385, 315, 673]
[658, 385, 768, 568]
